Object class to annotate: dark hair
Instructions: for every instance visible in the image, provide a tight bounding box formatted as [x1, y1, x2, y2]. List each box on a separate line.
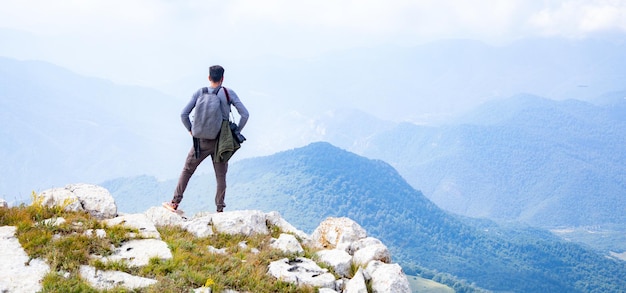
[209, 65, 225, 82]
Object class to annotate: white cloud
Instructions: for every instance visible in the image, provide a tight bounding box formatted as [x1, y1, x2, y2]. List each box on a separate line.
[528, 0, 626, 37]
[1, 0, 625, 86]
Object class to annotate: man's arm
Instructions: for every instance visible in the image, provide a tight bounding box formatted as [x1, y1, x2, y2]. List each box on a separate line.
[225, 88, 249, 131]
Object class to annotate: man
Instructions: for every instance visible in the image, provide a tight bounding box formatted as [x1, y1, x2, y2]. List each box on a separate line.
[163, 65, 249, 213]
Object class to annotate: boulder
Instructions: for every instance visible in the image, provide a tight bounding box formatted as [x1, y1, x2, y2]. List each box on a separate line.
[211, 210, 268, 236]
[104, 213, 161, 239]
[0, 226, 50, 293]
[364, 261, 411, 293]
[344, 267, 368, 293]
[353, 243, 391, 265]
[66, 184, 117, 219]
[79, 265, 157, 290]
[181, 215, 214, 238]
[38, 187, 82, 212]
[1, 198, 9, 208]
[316, 249, 352, 278]
[311, 217, 367, 250]
[267, 257, 336, 289]
[266, 211, 310, 242]
[349, 237, 383, 254]
[39, 184, 117, 219]
[270, 233, 304, 254]
[145, 206, 186, 227]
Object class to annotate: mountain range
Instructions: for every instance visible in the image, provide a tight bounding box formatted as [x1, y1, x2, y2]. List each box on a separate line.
[0, 56, 187, 201]
[103, 142, 626, 292]
[342, 94, 626, 229]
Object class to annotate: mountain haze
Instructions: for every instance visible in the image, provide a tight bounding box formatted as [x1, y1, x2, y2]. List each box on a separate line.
[347, 94, 626, 228]
[0, 57, 186, 201]
[104, 142, 626, 292]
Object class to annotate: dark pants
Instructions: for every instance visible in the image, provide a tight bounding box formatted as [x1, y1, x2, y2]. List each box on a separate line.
[172, 138, 228, 212]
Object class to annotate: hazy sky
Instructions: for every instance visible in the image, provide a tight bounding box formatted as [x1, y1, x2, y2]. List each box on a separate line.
[2, 0, 626, 88]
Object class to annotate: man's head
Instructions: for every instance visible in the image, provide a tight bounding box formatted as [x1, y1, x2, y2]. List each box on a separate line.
[209, 65, 225, 82]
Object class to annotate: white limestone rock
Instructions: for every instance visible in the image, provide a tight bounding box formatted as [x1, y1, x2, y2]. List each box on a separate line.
[265, 211, 310, 242]
[353, 243, 391, 266]
[96, 239, 172, 267]
[104, 213, 161, 239]
[311, 217, 367, 251]
[316, 249, 353, 278]
[145, 206, 186, 227]
[0, 226, 50, 293]
[85, 229, 107, 238]
[318, 288, 339, 293]
[39, 184, 117, 219]
[79, 265, 157, 290]
[364, 261, 411, 293]
[344, 267, 368, 293]
[270, 233, 304, 254]
[38, 187, 83, 212]
[211, 210, 269, 236]
[67, 183, 117, 219]
[349, 237, 383, 254]
[268, 257, 336, 289]
[40, 217, 67, 227]
[0, 198, 8, 208]
[208, 246, 227, 255]
[181, 215, 214, 238]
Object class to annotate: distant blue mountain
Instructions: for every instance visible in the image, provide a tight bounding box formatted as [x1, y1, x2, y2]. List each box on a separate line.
[352, 94, 626, 229]
[104, 142, 626, 292]
[0, 57, 186, 202]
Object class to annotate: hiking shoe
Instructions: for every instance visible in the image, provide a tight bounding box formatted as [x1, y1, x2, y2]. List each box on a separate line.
[162, 201, 178, 212]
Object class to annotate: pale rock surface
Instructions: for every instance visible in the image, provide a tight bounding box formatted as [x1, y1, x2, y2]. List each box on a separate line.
[0, 226, 50, 293]
[318, 288, 339, 293]
[208, 246, 227, 254]
[67, 183, 117, 219]
[316, 249, 353, 277]
[349, 237, 383, 254]
[79, 265, 157, 290]
[270, 233, 304, 254]
[181, 215, 214, 238]
[85, 228, 107, 238]
[0, 198, 7, 208]
[353, 243, 391, 265]
[344, 267, 368, 293]
[145, 206, 186, 226]
[267, 257, 336, 289]
[41, 217, 67, 227]
[266, 211, 310, 242]
[311, 217, 367, 251]
[364, 261, 411, 293]
[211, 210, 269, 235]
[39, 187, 83, 212]
[104, 213, 161, 239]
[39, 184, 117, 219]
[96, 239, 172, 267]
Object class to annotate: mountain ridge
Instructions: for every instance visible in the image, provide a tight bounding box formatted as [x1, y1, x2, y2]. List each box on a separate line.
[103, 142, 626, 292]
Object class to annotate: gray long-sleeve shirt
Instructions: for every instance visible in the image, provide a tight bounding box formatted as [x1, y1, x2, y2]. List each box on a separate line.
[181, 86, 249, 133]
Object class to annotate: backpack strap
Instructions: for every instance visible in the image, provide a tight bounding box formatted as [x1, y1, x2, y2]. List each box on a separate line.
[202, 86, 221, 95]
[222, 87, 231, 104]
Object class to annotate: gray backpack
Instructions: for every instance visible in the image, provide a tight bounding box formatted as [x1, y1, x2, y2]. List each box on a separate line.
[191, 86, 227, 139]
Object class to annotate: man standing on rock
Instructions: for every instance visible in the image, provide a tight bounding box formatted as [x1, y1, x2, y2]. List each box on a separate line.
[163, 65, 249, 213]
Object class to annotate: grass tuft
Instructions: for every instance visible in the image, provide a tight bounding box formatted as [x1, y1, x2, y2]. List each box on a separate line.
[1, 202, 326, 292]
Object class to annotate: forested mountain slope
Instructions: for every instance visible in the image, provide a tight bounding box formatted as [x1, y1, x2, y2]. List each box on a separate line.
[104, 142, 626, 292]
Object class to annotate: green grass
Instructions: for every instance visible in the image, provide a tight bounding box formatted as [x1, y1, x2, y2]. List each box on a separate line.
[0, 195, 324, 292]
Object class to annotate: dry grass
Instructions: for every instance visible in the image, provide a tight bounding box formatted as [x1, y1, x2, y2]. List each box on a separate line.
[0, 195, 323, 292]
